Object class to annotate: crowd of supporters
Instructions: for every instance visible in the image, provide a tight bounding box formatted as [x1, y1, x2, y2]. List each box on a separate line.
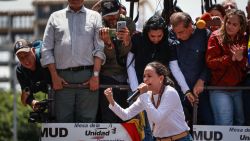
[14, 0, 250, 140]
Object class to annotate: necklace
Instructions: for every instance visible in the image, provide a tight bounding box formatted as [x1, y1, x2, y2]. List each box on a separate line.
[151, 84, 165, 133]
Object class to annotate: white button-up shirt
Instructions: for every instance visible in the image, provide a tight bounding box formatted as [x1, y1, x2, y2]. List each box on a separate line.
[109, 85, 189, 138]
[41, 6, 105, 69]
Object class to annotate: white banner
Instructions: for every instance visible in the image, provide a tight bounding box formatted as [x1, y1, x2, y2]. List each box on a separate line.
[41, 123, 138, 141]
[193, 125, 250, 141]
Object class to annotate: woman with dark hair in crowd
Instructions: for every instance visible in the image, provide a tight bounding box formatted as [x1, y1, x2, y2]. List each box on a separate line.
[105, 61, 193, 141]
[206, 9, 247, 125]
[207, 4, 226, 20]
[127, 15, 192, 103]
[206, 4, 226, 31]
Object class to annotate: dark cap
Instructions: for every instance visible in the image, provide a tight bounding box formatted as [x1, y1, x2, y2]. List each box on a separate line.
[14, 39, 32, 55]
[101, 0, 120, 17]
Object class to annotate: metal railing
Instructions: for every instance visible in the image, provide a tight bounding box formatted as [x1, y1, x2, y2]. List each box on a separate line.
[63, 84, 130, 90]
[47, 84, 250, 126]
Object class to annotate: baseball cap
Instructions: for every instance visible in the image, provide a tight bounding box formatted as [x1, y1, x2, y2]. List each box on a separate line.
[14, 39, 32, 55]
[101, 0, 120, 17]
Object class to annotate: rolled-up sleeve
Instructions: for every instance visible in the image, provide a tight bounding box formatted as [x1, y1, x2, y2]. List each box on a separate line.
[92, 13, 106, 64]
[41, 14, 56, 67]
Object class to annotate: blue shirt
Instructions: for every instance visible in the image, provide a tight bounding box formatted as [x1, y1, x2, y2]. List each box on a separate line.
[41, 6, 105, 69]
[169, 27, 210, 88]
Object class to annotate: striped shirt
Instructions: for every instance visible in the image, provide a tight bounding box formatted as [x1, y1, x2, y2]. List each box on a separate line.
[41, 6, 105, 69]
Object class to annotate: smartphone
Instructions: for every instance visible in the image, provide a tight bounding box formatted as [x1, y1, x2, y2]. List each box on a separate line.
[117, 21, 126, 31]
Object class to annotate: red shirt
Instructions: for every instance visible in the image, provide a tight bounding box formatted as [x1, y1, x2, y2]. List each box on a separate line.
[206, 30, 247, 86]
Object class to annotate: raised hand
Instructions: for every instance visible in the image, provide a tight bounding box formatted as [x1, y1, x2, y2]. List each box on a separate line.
[231, 44, 245, 61]
[104, 88, 115, 106]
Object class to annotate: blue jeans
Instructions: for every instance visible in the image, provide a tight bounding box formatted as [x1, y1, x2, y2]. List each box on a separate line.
[209, 90, 244, 125]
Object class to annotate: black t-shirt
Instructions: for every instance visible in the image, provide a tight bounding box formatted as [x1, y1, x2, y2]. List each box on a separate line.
[130, 32, 177, 83]
[16, 59, 51, 105]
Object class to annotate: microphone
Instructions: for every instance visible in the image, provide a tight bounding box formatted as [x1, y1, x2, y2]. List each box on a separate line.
[127, 89, 140, 103]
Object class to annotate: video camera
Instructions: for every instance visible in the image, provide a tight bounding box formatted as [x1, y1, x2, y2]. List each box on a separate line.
[28, 84, 55, 123]
[28, 99, 54, 123]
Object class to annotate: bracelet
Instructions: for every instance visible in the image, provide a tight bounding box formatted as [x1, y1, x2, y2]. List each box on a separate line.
[93, 71, 99, 77]
[184, 90, 191, 95]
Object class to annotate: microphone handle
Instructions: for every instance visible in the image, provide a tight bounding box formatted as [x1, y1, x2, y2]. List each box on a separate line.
[127, 89, 140, 103]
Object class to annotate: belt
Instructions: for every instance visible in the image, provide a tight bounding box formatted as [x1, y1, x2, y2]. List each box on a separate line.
[156, 131, 189, 141]
[57, 65, 93, 71]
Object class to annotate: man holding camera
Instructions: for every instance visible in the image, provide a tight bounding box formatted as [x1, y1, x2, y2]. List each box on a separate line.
[98, 0, 135, 123]
[15, 39, 51, 111]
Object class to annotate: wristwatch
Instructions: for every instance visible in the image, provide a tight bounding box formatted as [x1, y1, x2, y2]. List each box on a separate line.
[93, 71, 99, 77]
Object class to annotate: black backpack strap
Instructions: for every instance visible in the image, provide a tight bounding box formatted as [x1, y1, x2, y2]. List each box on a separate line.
[126, 54, 135, 69]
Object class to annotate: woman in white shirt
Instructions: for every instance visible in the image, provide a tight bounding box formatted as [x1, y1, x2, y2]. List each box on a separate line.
[104, 61, 193, 141]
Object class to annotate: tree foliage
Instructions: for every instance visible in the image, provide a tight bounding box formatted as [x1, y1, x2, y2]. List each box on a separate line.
[0, 90, 44, 141]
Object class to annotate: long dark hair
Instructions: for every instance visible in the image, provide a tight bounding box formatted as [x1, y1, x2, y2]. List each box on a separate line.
[143, 15, 167, 43]
[146, 61, 174, 87]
